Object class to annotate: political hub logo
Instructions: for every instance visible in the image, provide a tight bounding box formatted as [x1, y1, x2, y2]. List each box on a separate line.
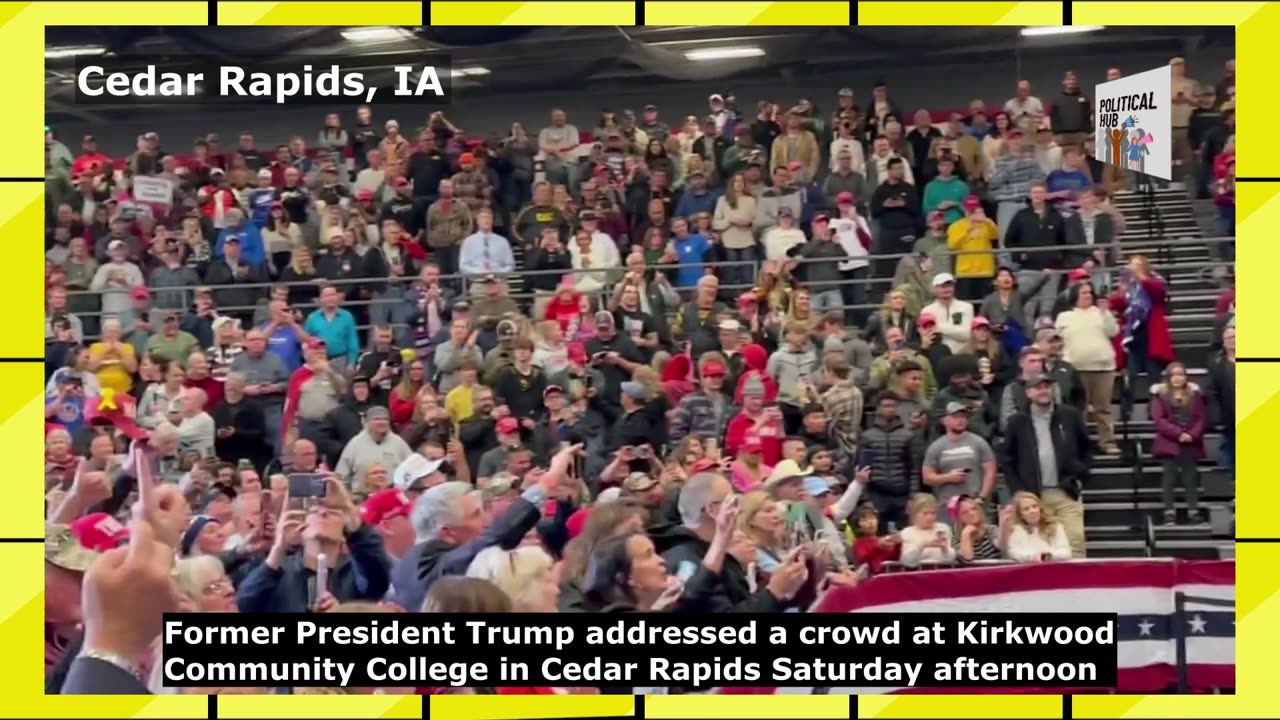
[1094, 65, 1172, 180]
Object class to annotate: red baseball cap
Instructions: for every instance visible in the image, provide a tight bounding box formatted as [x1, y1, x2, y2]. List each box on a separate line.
[963, 195, 982, 211]
[972, 316, 991, 329]
[83, 390, 149, 440]
[812, 213, 830, 224]
[918, 312, 937, 327]
[360, 489, 413, 526]
[304, 337, 327, 350]
[836, 191, 855, 205]
[1068, 268, 1090, 282]
[129, 286, 151, 301]
[356, 189, 374, 202]
[70, 512, 129, 552]
[701, 362, 727, 377]
[496, 417, 519, 434]
[742, 436, 764, 453]
[459, 152, 476, 165]
[567, 342, 588, 364]
[737, 292, 758, 307]
[689, 458, 721, 473]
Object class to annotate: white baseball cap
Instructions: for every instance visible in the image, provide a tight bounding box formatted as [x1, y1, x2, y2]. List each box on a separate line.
[393, 454, 444, 492]
[932, 272, 957, 287]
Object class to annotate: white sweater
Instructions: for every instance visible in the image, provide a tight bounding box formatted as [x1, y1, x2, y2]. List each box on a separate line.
[920, 299, 975, 354]
[900, 523, 957, 566]
[1005, 523, 1072, 562]
[1055, 307, 1119, 371]
[762, 226, 806, 261]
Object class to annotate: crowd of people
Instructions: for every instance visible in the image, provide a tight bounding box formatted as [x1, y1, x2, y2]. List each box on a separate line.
[43, 54, 1237, 695]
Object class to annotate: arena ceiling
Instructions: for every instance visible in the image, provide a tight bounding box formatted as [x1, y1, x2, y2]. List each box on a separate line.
[44, 25, 1232, 124]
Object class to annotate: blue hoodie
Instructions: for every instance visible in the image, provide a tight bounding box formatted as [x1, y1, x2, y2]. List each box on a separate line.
[215, 222, 266, 269]
[674, 188, 720, 219]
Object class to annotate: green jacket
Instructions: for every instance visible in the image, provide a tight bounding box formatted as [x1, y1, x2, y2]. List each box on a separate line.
[922, 176, 970, 225]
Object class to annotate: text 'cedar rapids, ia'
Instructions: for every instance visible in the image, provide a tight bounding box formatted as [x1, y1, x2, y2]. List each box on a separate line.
[76, 64, 448, 104]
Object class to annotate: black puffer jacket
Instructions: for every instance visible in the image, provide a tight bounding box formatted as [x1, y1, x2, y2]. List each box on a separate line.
[861, 415, 919, 499]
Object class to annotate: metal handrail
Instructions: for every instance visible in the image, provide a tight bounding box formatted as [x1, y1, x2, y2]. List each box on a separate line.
[51, 235, 1235, 338]
[58, 235, 1236, 301]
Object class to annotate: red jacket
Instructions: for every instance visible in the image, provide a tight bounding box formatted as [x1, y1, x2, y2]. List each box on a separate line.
[185, 375, 224, 413]
[390, 389, 418, 428]
[724, 411, 783, 464]
[72, 153, 109, 179]
[854, 536, 902, 575]
[544, 295, 583, 334]
[199, 187, 238, 221]
[281, 366, 316, 444]
[1109, 277, 1175, 365]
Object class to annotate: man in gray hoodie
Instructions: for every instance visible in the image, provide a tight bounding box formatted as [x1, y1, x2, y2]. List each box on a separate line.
[334, 406, 412, 486]
[754, 165, 803, 234]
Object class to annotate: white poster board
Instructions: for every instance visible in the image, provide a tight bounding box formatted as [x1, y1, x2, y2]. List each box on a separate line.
[133, 175, 174, 206]
[1094, 65, 1172, 181]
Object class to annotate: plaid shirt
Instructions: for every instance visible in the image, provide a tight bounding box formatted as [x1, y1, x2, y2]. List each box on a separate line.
[822, 378, 864, 453]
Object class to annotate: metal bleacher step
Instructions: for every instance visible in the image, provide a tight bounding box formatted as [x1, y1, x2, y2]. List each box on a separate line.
[1086, 501, 1215, 527]
[1087, 539, 1149, 558]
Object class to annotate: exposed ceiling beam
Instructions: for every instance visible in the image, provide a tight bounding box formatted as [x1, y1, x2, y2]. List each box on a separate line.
[47, 98, 107, 124]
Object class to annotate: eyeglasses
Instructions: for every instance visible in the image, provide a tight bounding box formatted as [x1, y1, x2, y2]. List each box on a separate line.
[202, 577, 233, 595]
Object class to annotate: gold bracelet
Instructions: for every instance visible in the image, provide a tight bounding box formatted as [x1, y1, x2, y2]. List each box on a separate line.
[81, 648, 145, 683]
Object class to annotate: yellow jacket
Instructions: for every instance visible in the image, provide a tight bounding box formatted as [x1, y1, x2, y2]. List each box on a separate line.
[946, 217, 999, 278]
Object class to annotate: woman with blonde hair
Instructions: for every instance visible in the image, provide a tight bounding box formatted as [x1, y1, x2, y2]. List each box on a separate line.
[146, 556, 248, 694]
[1003, 491, 1071, 562]
[712, 174, 758, 286]
[786, 287, 819, 335]
[650, 350, 672, 378]
[389, 358, 427, 428]
[738, 491, 790, 576]
[279, 244, 320, 308]
[949, 495, 1006, 563]
[355, 461, 390, 500]
[862, 289, 919, 353]
[899, 493, 956, 566]
[532, 319, 570, 376]
[467, 545, 560, 612]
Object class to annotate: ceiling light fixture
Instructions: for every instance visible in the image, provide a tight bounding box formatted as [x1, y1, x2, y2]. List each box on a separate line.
[45, 45, 106, 59]
[1019, 26, 1106, 37]
[340, 27, 412, 42]
[684, 46, 766, 61]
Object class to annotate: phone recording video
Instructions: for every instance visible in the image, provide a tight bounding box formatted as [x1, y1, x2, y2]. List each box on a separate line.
[287, 473, 327, 500]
